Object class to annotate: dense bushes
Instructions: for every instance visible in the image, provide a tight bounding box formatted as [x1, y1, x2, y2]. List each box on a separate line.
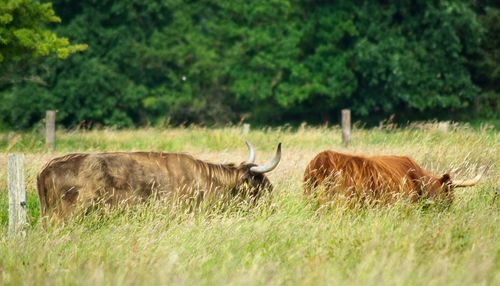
[0, 0, 498, 129]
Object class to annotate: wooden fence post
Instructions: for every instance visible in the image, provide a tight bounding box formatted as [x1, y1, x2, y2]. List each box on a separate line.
[341, 109, 351, 147]
[8, 153, 27, 236]
[242, 123, 250, 135]
[46, 110, 56, 150]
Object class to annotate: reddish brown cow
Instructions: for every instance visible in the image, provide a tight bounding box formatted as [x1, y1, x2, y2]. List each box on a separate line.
[37, 142, 281, 220]
[303, 150, 484, 205]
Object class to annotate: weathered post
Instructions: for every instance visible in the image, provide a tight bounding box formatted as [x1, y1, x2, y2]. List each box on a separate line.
[46, 110, 56, 150]
[341, 109, 351, 147]
[437, 121, 450, 133]
[242, 123, 250, 135]
[8, 153, 27, 236]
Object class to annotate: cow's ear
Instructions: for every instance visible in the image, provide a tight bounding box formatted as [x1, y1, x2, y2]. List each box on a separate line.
[439, 173, 451, 185]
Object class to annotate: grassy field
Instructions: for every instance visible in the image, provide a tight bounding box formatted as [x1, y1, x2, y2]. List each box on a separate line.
[0, 124, 499, 285]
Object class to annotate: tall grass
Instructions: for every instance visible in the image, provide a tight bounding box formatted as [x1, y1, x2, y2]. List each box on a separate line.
[0, 124, 498, 285]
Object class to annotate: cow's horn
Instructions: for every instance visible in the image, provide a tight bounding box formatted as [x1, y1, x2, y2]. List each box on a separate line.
[244, 141, 256, 164]
[250, 143, 281, 174]
[451, 167, 486, 188]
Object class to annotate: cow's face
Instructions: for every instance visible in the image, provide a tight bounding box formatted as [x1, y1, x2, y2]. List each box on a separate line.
[428, 168, 485, 204]
[428, 173, 454, 204]
[233, 164, 274, 197]
[229, 142, 281, 200]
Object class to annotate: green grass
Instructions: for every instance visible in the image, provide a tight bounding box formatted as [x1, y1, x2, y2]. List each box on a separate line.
[0, 124, 499, 285]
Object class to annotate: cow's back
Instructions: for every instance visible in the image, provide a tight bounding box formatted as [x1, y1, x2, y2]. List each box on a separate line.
[37, 152, 203, 220]
[304, 150, 427, 202]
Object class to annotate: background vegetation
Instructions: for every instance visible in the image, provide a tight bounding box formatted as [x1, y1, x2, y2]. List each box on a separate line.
[0, 125, 498, 285]
[1, 2, 498, 284]
[0, 0, 86, 86]
[0, 0, 499, 129]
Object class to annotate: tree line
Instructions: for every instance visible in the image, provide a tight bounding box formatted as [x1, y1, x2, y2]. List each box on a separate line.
[0, 0, 498, 129]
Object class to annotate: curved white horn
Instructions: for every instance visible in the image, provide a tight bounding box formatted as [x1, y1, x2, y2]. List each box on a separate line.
[451, 167, 486, 188]
[250, 143, 281, 174]
[244, 141, 256, 164]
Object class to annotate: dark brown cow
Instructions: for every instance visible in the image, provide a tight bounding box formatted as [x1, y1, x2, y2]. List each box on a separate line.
[303, 150, 484, 205]
[37, 142, 281, 220]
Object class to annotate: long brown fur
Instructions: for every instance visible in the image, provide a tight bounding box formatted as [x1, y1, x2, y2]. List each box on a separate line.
[37, 152, 272, 220]
[303, 150, 452, 204]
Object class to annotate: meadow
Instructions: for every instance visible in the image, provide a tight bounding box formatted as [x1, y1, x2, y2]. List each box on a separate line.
[0, 123, 499, 285]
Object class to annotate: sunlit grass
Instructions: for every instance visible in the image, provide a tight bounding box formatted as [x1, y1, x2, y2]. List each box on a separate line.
[0, 124, 498, 285]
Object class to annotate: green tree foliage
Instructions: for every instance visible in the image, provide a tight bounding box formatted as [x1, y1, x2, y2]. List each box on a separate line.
[469, 0, 500, 118]
[0, 0, 86, 128]
[0, 0, 86, 63]
[0, 0, 497, 129]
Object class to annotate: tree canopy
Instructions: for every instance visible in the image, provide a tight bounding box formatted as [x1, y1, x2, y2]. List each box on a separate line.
[0, 0, 86, 63]
[0, 0, 498, 129]
[0, 0, 86, 92]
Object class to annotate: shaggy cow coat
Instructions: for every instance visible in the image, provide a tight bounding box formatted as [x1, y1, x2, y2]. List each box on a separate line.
[303, 150, 481, 205]
[38, 143, 281, 220]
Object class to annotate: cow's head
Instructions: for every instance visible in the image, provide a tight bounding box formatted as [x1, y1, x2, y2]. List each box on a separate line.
[426, 168, 485, 203]
[231, 142, 281, 199]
